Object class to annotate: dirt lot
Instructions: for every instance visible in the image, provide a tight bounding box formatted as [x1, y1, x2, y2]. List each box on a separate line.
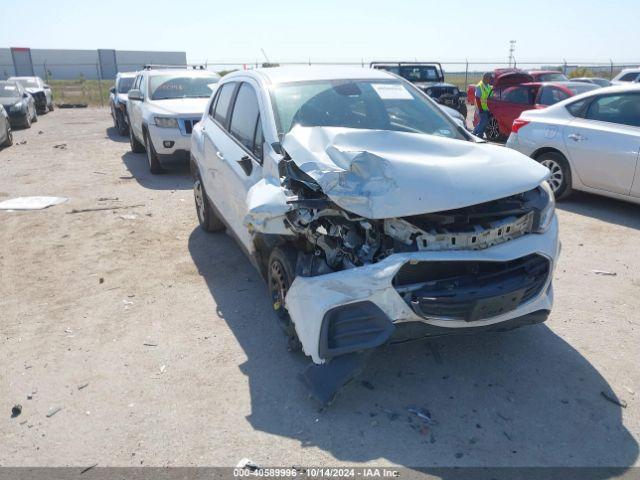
[1, 108, 639, 470]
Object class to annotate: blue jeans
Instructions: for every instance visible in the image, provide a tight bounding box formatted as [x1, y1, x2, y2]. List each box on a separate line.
[473, 110, 490, 137]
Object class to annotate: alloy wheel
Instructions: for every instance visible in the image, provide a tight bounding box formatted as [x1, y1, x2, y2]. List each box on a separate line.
[486, 117, 500, 141]
[269, 260, 289, 318]
[193, 179, 205, 224]
[541, 158, 564, 193]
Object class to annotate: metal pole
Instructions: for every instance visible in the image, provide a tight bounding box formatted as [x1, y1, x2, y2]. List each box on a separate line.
[464, 59, 468, 88]
[44, 62, 49, 83]
[96, 63, 104, 108]
[610, 59, 614, 79]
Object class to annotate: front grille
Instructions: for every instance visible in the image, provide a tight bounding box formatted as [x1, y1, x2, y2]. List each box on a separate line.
[394, 254, 550, 322]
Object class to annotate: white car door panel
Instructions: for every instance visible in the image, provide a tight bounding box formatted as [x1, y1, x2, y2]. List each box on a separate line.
[564, 94, 640, 195]
[216, 81, 265, 252]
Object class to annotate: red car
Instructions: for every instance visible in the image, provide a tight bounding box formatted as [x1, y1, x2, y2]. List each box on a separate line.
[472, 70, 597, 141]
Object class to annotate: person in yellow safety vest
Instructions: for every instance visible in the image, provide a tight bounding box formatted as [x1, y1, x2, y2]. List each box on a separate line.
[472, 72, 494, 138]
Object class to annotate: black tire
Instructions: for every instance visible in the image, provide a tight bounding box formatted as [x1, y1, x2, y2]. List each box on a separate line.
[536, 151, 573, 200]
[2, 123, 12, 147]
[485, 116, 501, 142]
[111, 107, 118, 128]
[128, 117, 145, 153]
[193, 172, 225, 233]
[116, 110, 128, 136]
[23, 110, 32, 129]
[144, 130, 163, 174]
[31, 106, 38, 123]
[268, 246, 302, 352]
[48, 102, 54, 112]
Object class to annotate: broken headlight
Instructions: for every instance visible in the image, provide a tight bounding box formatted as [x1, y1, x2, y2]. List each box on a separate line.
[535, 181, 556, 233]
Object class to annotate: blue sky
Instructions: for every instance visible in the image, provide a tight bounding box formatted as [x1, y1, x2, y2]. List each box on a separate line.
[1, 0, 638, 65]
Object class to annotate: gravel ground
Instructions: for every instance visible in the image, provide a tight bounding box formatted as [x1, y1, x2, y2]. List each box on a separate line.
[1, 108, 638, 470]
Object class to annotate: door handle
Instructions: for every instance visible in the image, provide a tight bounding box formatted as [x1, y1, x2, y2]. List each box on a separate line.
[568, 133, 587, 142]
[216, 151, 224, 160]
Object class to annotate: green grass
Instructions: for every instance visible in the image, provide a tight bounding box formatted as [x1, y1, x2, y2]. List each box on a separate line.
[48, 79, 112, 107]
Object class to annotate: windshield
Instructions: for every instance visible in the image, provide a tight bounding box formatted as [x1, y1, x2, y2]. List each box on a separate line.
[149, 75, 218, 100]
[117, 77, 135, 93]
[271, 79, 465, 140]
[14, 78, 39, 88]
[0, 83, 20, 98]
[399, 66, 440, 82]
[538, 73, 568, 82]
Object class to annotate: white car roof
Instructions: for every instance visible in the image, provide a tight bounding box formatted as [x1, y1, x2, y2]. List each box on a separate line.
[116, 72, 137, 78]
[536, 83, 640, 114]
[226, 66, 395, 85]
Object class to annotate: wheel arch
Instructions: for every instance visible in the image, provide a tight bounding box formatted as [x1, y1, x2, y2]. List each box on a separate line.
[531, 147, 575, 182]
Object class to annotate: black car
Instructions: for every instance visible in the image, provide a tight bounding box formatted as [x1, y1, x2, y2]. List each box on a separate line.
[0, 80, 38, 128]
[370, 62, 467, 117]
[8, 76, 53, 114]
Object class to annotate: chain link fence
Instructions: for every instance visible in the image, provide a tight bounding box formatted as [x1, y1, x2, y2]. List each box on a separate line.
[2, 60, 638, 107]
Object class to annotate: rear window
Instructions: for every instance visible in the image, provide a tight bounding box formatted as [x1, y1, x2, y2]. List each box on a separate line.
[566, 84, 598, 95]
[537, 73, 568, 82]
[0, 83, 19, 98]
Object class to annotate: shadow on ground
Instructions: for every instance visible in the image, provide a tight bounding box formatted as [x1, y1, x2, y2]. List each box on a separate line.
[558, 191, 640, 230]
[188, 227, 637, 474]
[106, 126, 128, 143]
[121, 152, 191, 191]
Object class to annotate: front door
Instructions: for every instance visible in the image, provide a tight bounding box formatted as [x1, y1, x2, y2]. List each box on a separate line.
[564, 93, 640, 195]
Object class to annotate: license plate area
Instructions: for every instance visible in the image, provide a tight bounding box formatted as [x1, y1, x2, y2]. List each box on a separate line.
[466, 288, 525, 322]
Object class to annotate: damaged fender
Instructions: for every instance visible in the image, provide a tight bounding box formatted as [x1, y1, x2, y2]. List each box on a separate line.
[243, 178, 294, 236]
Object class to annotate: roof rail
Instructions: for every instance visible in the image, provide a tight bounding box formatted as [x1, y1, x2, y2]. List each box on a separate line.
[142, 64, 207, 70]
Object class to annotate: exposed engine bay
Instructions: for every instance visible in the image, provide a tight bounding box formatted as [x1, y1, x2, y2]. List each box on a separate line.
[279, 157, 550, 276]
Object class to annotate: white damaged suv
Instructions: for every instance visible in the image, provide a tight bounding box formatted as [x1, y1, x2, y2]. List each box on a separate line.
[127, 66, 220, 173]
[190, 67, 559, 403]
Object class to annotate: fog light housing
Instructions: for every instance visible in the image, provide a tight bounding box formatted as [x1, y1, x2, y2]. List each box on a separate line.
[163, 141, 174, 148]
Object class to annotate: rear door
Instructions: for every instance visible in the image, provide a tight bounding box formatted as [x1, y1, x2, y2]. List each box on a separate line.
[489, 85, 536, 135]
[564, 93, 640, 195]
[200, 81, 239, 225]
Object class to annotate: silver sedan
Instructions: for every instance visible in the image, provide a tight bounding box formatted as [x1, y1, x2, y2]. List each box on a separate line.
[506, 84, 640, 204]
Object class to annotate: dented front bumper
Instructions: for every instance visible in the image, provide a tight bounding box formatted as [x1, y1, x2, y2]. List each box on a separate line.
[286, 216, 559, 365]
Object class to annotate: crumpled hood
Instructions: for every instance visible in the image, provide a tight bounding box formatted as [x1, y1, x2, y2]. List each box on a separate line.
[147, 98, 209, 116]
[25, 87, 44, 95]
[1, 98, 20, 108]
[282, 126, 549, 219]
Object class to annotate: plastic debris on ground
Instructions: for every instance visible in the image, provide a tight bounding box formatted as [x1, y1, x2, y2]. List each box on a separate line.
[0, 196, 68, 210]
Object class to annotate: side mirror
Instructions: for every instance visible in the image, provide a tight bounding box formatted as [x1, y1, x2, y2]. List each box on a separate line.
[109, 87, 116, 94]
[43, 84, 50, 89]
[23, 93, 29, 98]
[128, 89, 143, 102]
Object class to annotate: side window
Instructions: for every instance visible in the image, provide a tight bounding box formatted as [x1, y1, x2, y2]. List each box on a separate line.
[566, 98, 588, 117]
[253, 116, 264, 161]
[139, 75, 147, 98]
[229, 83, 261, 154]
[538, 87, 569, 106]
[619, 72, 639, 82]
[586, 94, 640, 127]
[133, 75, 141, 90]
[502, 86, 533, 105]
[213, 83, 237, 126]
[208, 88, 221, 118]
